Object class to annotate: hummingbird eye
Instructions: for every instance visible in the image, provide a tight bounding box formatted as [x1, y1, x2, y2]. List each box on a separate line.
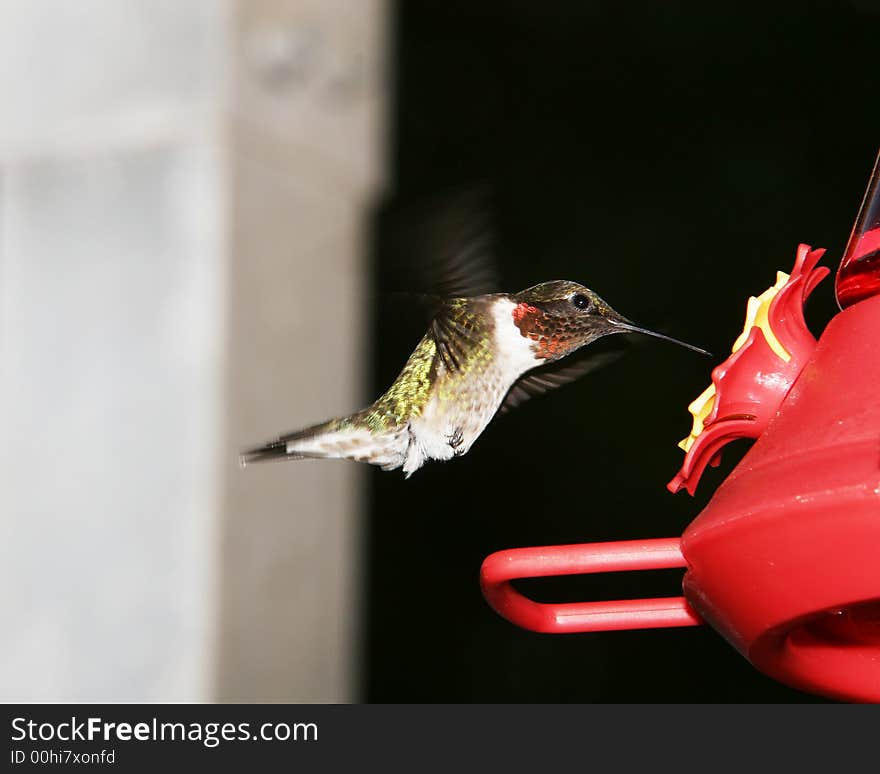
[571, 293, 592, 311]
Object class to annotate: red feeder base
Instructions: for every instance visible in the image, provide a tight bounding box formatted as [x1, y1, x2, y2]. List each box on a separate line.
[680, 293, 880, 702]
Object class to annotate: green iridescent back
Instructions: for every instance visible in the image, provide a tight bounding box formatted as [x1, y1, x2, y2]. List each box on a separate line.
[345, 297, 497, 433]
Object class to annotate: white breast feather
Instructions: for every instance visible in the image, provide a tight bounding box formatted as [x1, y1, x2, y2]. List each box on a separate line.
[490, 297, 542, 381]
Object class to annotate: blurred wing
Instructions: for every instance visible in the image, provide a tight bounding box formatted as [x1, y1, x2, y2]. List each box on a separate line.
[429, 299, 488, 373]
[499, 351, 623, 414]
[379, 184, 500, 302]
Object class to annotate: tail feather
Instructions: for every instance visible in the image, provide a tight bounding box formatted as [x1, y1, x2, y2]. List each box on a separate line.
[240, 417, 408, 470]
[239, 439, 320, 467]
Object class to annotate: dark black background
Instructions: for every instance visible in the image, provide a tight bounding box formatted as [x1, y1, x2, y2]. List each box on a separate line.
[364, 0, 878, 701]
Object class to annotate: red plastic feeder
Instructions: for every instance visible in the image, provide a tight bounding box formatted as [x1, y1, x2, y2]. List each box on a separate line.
[481, 151, 880, 702]
[480, 538, 700, 634]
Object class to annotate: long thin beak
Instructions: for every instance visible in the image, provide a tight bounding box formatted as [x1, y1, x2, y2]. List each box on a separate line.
[611, 318, 712, 357]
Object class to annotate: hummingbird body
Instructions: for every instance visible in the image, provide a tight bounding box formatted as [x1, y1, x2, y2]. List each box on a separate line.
[397, 296, 540, 474]
[242, 281, 707, 476]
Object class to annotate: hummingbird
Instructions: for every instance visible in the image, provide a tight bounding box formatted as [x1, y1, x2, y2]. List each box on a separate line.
[241, 280, 709, 476]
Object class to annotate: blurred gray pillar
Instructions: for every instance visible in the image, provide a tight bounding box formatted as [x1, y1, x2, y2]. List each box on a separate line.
[0, 0, 385, 702]
[217, 0, 386, 702]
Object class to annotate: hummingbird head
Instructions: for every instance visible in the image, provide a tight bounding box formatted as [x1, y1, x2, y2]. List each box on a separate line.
[511, 280, 709, 361]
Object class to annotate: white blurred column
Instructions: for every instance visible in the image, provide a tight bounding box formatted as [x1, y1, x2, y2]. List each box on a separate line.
[216, 0, 386, 702]
[0, 0, 385, 702]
